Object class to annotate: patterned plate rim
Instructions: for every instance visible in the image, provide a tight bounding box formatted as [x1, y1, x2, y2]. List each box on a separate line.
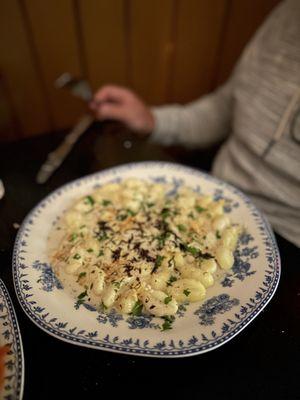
[0, 279, 24, 398]
[12, 161, 281, 358]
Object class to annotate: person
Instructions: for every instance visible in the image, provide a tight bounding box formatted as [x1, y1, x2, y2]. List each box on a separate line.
[90, 0, 300, 247]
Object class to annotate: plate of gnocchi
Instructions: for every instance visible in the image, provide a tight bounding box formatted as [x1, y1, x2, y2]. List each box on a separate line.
[13, 162, 280, 357]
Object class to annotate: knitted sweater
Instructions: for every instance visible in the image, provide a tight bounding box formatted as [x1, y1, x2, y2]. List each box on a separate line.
[151, 0, 300, 247]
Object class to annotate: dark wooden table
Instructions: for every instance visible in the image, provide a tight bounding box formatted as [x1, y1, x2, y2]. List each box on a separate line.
[0, 122, 299, 399]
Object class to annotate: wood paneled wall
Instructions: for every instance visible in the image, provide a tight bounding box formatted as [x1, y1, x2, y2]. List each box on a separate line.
[0, 0, 280, 141]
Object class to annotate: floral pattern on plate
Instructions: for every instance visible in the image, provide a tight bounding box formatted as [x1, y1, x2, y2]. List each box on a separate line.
[0, 280, 24, 399]
[13, 162, 280, 357]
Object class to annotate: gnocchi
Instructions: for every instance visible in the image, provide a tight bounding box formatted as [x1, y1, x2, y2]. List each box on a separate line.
[51, 178, 242, 329]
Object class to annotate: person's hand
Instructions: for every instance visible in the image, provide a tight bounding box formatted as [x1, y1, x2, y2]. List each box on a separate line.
[89, 85, 155, 135]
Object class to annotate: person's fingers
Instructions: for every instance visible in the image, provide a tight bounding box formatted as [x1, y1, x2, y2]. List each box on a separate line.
[95, 103, 127, 122]
[89, 98, 110, 112]
[89, 100, 97, 111]
[94, 85, 132, 104]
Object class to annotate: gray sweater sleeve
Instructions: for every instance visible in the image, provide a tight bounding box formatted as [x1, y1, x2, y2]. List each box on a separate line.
[150, 80, 233, 148]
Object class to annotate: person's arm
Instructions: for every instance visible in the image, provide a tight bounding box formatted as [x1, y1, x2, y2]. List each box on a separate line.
[89, 85, 155, 134]
[90, 79, 233, 148]
[151, 81, 233, 148]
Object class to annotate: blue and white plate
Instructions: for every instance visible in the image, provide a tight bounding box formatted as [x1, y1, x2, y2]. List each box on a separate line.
[13, 162, 280, 358]
[0, 280, 24, 398]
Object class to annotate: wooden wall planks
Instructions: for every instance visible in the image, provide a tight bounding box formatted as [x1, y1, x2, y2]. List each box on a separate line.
[129, 0, 174, 105]
[0, 0, 280, 140]
[78, 0, 128, 91]
[24, 0, 86, 130]
[216, 0, 281, 85]
[169, 0, 228, 103]
[0, 0, 51, 139]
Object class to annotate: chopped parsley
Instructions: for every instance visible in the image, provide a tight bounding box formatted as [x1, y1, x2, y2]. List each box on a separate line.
[87, 248, 94, 253]
[178, 302, 189, 313]
[75, 289, 87, 307]
[151, 255, 165, 273]
[147, 202, 155, 208]
[177, 224, 187, 232]
[69, 233, 77, 242]
[195, 205, 207, 213]
[78, 290, 87, 299]
[85, 195, 95, 206]
[98, 250, 104, 257]
[117, 214, 128, 221]
[183, 289, 191, 297]
[127, 209, 136, 217]
[117, 209, 136, 221]
[155, 255, 165, 267]
[156, 232, 171, 248]
[73, 253, 81, 260]
[98, 231, 108, 241]
[167, 275, 177, 286]
[77, 272, 86, 281]
[75, 299, 85, 308]
[216, 230, 221, 239]
[164, 296, 172, 305]
[102, 199, 111, 206]
[131, 300, 143, 316]
[188, 212, 195, 219]
[186, 246, 199, 256]
[161, 208, 171, 219]
[184, 245, 214, 259]
[161, 315, 175, 331]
